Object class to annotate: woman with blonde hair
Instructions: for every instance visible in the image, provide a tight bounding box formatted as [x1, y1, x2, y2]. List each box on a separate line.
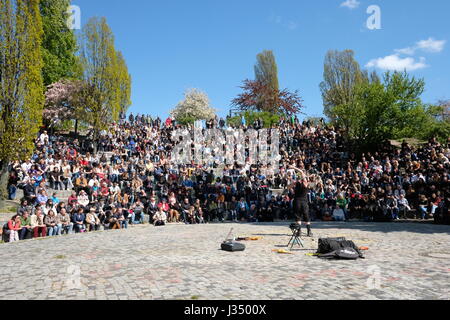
[168, 192, 180, 223]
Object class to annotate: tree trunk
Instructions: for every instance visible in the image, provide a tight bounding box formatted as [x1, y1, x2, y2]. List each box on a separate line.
[0, 161, 9, 202]
[93, 128, 99, 154]
[74, 119, 79, 135]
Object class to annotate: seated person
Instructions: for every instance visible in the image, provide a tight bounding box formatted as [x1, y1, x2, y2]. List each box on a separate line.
[153, 207, 167, 226]
[57, 208, 73, 235]
[206, 197, 219, 222]
[321, 203, 333, 221]
[114, 208, 128, 229]
[78, 190, 90, 208]
[19, 211, 33, 240]
[31, 209, 47, 238]
[193, 199, 205, 224]
[104, 209, 120, 230]
[157, 198, 170, 219]
[130, 200, 145, 224]
[237, 198, 249, 221]
[147, 197, 158, 223]
[180, 198, 191, 224]
[168, 193, 180, 223]
[72, 208, 86, 233]
[44, 210, 58, 236]
[7, 215, 22, 242]
[85, 208, 101, 232]
[186, 206, 197, 224]
[332, 205, 346, 221]
[248, 204, 258, 222]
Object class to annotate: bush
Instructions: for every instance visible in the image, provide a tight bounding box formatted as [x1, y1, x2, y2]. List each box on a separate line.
[422, 121, 450, 144]
[226, 116, 243, 128]
[242, 111, 281, 128]
[176, 115, 197, 126]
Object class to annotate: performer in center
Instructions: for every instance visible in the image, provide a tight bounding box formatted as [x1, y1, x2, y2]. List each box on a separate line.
[290, 166, 313, 237]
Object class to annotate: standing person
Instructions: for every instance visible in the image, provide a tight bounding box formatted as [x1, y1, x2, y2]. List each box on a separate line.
[290, 167, 313, 237]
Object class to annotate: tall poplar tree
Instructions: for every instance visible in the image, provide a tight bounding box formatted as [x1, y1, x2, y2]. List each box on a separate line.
[254, 50, 279, 92]
[78, 17, 122, 149]
[0, 0, 45, 199]
[40, 0, 79, 87]
[319, 50, 367, 121]
[116, 51, 132, 114]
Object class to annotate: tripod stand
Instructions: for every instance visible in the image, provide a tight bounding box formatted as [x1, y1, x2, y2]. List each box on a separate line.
[287, 227, 305, 250]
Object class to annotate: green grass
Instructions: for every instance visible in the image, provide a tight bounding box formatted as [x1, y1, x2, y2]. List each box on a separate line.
[54, 255, 66, 259]
[6, 207, 17, 213]
[190, 295, 200, 300]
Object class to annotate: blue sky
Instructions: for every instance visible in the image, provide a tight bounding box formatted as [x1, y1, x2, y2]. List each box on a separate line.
[72, 0, 450, 120]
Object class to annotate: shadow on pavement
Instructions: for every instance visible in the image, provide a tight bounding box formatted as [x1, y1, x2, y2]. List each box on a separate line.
[247, 221, 450, 236]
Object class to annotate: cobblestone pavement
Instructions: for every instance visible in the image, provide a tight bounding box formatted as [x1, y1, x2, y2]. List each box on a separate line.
[0, 222, 449, 300]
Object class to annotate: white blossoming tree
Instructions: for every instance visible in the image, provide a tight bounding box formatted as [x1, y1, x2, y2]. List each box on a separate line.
[170, 88, 216, 125]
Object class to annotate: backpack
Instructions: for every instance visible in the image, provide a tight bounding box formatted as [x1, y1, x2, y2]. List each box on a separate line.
[317, 237, 364, 260]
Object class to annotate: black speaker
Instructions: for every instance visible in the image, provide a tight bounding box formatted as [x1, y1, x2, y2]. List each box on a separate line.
[221, 241, 246, 252]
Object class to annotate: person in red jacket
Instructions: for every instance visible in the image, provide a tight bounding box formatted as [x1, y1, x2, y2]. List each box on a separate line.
[158, 198, 170, 214]
[7, 215, 21, 242]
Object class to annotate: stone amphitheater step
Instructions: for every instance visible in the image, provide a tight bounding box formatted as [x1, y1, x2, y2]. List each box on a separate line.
[14, 188, 73, 202]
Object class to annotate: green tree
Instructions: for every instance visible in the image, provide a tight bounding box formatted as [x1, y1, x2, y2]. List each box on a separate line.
[418, 103, 450, 143]
[78, 17, 123, 149]
[0, 0, 45, 199]
[333, 71, 427, 151]
[242, 111, 281, 128]
[40, 0, 80, 87]
[255, 50, 279, 92]
[254, 50, 279, 112]
[320, 50, 368, 121]
[116, 51, 132, 114]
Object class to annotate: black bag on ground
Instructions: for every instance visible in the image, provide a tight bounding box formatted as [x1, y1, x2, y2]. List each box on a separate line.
[2, 223, 10, 243]
[317, 237, 364, 259]
[221, 241, 246, 252]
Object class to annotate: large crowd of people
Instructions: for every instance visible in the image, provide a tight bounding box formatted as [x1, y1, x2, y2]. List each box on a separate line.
[2, 112, 450, 242]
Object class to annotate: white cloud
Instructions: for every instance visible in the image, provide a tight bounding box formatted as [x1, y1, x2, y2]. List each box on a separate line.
[287, 21, 298, 30]
[366, 54, 427, 71]
[340, 0, 360, 9]
[269, 15, 298, 31]
[272, 15, 282, 24]
[394, 47, 416, 55]
[416, 38, 446, 53]
[395, 38, 446, 55]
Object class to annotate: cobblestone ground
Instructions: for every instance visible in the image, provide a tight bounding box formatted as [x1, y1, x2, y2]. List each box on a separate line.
[0, 222, 449, 300]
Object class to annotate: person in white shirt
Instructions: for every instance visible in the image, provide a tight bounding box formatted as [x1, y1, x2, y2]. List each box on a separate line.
[153, 207, 167, 226]
[397, 194, 411, 219]
[78, 190, 90, 207]
[21, 160, 32, 173]
[109, 183, 121, 200]
[88, 177, 99, 188]
[39, 131, 49, 145]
